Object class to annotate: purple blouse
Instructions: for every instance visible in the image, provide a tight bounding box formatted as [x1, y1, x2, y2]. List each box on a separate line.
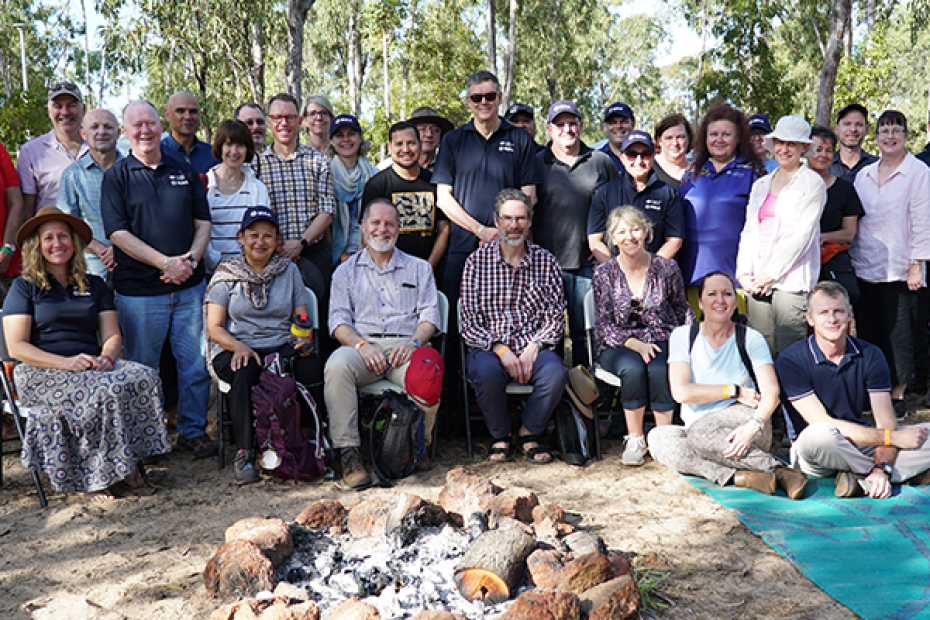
[593, 254, 693, 357]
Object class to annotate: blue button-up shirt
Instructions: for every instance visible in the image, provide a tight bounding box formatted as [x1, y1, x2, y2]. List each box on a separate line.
[57, 150, 124, 279]
[161, 133, 218, 174]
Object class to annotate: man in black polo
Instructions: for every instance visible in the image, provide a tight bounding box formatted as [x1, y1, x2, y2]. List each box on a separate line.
[534, 100, 616, 365]
[776, 281, 930, 498]
[362, 120, 449, 269]
[829, 103, 878, 183]
[504, 103, 543, 153]
[599, 102, 636, 173]
[101, 100, 216, 458]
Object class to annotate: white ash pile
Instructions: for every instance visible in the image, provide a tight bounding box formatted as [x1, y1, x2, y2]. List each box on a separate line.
[205, 468, 640, 620]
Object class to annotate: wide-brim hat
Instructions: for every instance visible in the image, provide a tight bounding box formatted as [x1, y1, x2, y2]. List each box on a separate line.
[762, 115, 815, 157]
[565, 365, 599, 420]
[407, 107, 454, 135]
[16, 206, 92, 248]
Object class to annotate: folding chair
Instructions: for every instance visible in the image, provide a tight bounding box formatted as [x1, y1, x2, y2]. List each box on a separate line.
[0, 313, 50, 507]
[583, 289, 623, 391]
[216, 287, 319, 469]
[358, 291, 448, 461]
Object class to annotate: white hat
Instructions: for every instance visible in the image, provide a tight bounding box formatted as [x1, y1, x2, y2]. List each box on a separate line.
[763, 115, 815, 157]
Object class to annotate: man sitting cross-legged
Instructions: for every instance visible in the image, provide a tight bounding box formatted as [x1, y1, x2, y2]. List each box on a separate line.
[776, 280, 930, 498]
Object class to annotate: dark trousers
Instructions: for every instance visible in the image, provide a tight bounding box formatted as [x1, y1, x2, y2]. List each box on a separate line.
[297, 242, 333, 353]
[914, 286, 930, 388]
[599, 342, 673, 411]
[466, 348, 567, 440]
[213, 344, 324, 450]
[854, 280, 916, 386]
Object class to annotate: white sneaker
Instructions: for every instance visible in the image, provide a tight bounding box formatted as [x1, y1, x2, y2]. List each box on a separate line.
[621, 434, 647, 466]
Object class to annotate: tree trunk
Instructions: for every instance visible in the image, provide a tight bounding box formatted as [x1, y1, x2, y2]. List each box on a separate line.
[97, 45, 106, 105]
[867, 0, 875, 34]
[250, 17, 265, 105]
[815, 0, 852, 127]
[347, 11, 362, 117]
[546, 0, 564, 106]
[285, 0, 315, 104]
[382, 28, 391, 122]
[454, 529, 537, 603]
[0, 47, 11, 99]
[502, 0, 517, 109]
[80, 0, 92, 106]
[694, 0, 708, 123]
[845, 8, 852, 57]
[487, 0, 497, 74]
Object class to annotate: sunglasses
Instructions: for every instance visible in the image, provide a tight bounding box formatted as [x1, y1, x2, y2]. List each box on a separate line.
[242, 118, 265, 127]
[624, 150, 653, 161]
[629, 297, 642, 325]
[468, 92, 499, 104]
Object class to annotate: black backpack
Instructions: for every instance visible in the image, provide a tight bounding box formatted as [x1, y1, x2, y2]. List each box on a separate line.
[369, 390, 426, 484]
[688, 321, 758, 390]
[549, 396, 591, 466]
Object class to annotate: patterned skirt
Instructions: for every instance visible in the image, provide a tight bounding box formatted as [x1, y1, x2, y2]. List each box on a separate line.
[16, 360, 172, 493]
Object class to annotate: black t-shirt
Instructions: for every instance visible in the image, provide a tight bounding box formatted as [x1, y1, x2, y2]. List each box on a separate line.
[3, 275, 114, 357]
[652, 160, 681, 191]
[820, 178, 864, 274]
[360, 167, 447, 261]
[534, 145, 617, 270]
[101, 150, 211, 297]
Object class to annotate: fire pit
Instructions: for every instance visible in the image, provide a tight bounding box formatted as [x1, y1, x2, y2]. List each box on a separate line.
[205, 468, 640, 620]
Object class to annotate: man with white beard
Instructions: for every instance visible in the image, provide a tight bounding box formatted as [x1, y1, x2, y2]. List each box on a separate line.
[324, 198, 443, 489]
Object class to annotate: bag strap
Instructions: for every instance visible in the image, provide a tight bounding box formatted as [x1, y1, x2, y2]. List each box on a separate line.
[295, 382, 329, 460]
[369, 399, 394, 488]
[689, 321, 758, 391]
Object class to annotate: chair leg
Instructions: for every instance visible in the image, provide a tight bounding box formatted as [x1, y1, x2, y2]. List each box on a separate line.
[217, 391, 226, 470]
[8, 397, 47, 508]
[592, 407, 602, 461]
[461, 365, 473, 460]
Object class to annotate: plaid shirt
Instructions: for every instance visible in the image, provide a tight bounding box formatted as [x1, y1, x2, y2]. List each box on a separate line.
[253, 144, 335, 242]
[460, 241, 565, 352]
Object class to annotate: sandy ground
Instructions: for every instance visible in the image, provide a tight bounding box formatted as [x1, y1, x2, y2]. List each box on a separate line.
[1, 397, 883, 620]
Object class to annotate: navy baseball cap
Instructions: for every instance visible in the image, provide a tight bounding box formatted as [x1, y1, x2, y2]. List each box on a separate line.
[330, 113, 362, 138]
[748, 114, 772, 133]
[240, 206, 279, 230]
[504, 103, 534, 120]
[620, 130, 654, 152]
[836, 103, 868, 123]
[603, 102, 634, 122]
[546, 100, 581, 123]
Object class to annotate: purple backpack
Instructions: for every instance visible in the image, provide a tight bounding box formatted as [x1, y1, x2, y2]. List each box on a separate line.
[252, 354, 331, 481]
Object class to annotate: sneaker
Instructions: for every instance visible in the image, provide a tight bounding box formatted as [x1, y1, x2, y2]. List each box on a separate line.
[234, 450, 259, 485]
[893, 399, 908, 421]
[340, 448, 371, 489]
[621, 434, 647, 466]
[176, 433, 219, 459]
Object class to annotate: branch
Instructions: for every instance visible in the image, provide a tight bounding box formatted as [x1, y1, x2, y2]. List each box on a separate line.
[809, 15, 826, 59]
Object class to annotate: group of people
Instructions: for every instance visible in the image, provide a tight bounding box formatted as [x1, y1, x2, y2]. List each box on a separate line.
[4, 70, 930, 502]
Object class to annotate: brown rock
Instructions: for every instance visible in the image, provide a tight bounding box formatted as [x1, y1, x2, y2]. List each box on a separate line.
[346, 498, 389, 539]
[273, 581, 310, 603]
[582, 575, 639, 620]
[437, 467, 501, 522]
[226, 518, 295, 567]
[420, 501, 451, 527]
[209, 600, 262, 620]
[534, 517, 559, 541]
[259, 600, 321, 620]
[204, 540, 275, 598]
[491, 487, 540, 523]
[607, 552, 632, 579]
[325, 598, 381, 620]
[295, 499, 347, 534]
[556, 523, 576, 537]
[498, 589, 582, 620]
[559, 552, 612, 594]
[532, 503, 565, 524]
[563, 532, 606, 557]
[385, 493, 425, 531]
[495, 515, 533, 535]
[527, 548, 568, 589]
[408, 612, 468, 620]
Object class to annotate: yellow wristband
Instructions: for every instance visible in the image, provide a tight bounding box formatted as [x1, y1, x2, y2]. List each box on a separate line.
[885, 428, 891, 447]
[354, 340, 369, 352]
[723, 385, 730, 399]
[496, 345, 510, 358]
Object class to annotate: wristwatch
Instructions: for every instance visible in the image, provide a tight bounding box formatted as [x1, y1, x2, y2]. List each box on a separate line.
[872, 462, 894, 478]
[187, 256, 198, 270]
[300, 237, 311, 249]
[731, 384, 741, 399]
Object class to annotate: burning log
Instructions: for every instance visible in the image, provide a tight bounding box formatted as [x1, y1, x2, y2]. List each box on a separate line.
[453, 528, 537, 603]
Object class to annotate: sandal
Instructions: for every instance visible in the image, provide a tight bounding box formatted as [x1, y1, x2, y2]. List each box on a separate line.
[488, 440, 513, 462]
[517, 434, 553, 464]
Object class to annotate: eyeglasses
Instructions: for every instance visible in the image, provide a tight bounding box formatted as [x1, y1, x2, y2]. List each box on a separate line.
[268, 114, 298, 124]
[496, 215, 528, 225]
[242, 119, 265, 127]
[468, 92, 499, 104]
[624, 150, 653, 161]
[877, 127, 905, 137]
[551, 121, 579, 131]
[304, 110, 330, 119]
[629, 297, 642, 325]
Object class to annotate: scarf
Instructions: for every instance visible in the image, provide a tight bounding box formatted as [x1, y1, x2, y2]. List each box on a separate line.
[330, 155, 374, 251]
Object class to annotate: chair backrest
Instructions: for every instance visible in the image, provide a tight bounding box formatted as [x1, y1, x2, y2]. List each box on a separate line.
[303, 287, 320, 330]
[437, 290, 449, 334]
[583, 289, 596, 332]
[0, 311, 13, 364]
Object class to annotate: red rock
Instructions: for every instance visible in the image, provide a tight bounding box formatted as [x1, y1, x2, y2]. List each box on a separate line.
[607, 552, 632, 579]
[527, 548, 568, 589]
[203, 540, 275, 598]
[295, 499, 347, 533]
[225, 517, 295, 567]
[209, 600, 262, 620]
[584, 575, 639, 620]
[273, 581, 310, 602]
[534, 517, 559, 541]
[420, 501, 451, 527]
[559, 552, 612, 594]
[437, 467, 501, 522]
[532, 503, 565, 524]
[346, 498, 389, 539]
[556, 523, 576, 537]
[259, 600, 320, 620]
[491, 487, 539, 523]
[498, 589, 582, 619]
[408, 612, 468, 620]
[325, 598, 381, 619]
[495, 515, 534, 535]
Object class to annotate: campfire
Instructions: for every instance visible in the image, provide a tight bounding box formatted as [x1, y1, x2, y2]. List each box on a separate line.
[205, 468, 640, 619]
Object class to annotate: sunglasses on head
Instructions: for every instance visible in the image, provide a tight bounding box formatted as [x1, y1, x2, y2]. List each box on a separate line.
[629, 297, 642, 325]
[468, 92, 499, 104]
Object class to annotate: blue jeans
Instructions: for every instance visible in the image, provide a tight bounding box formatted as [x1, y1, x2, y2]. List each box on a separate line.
[562, 267, 593, 366]
[599, 341, 673, 411]
[115, 281, 211, 440]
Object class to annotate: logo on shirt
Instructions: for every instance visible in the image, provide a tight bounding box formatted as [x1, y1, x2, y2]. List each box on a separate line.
[643, 199, 662, 211]
[168, 174, 190, 187]
[498, 141, 514, 154]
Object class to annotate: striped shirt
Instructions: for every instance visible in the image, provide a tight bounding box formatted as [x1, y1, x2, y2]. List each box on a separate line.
[460, 241, 565, 352]
[204, 165, 270, 271]
[253, 144, 335, 242]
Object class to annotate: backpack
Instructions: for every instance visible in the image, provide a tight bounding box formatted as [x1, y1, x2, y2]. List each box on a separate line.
[549, 396, 591, 466]
[252, 353, 331, 482]
[369, 390, 426, 485]
[688, 321, 758, 389]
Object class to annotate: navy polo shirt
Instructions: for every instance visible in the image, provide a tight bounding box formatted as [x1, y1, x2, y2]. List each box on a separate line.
[776, 335, 890, 437]
[432, 118, 540, 256]
[587, 170, 685, 255]
[599, 143, 624, 173]
[101, 150, 211, 297]
[161, 134, 219, 174]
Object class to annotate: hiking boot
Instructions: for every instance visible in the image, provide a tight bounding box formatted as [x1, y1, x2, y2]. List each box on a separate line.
[621, 434, 647, 466]
[416, 451, 432, 472]
[893, 399, 908, 421]
[340, 448, 371, 489]
[234, 450, 259, 485]
[835, 471, 865, 498]
[733, 470, 778, 495]
[176, 433, 219, 459]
